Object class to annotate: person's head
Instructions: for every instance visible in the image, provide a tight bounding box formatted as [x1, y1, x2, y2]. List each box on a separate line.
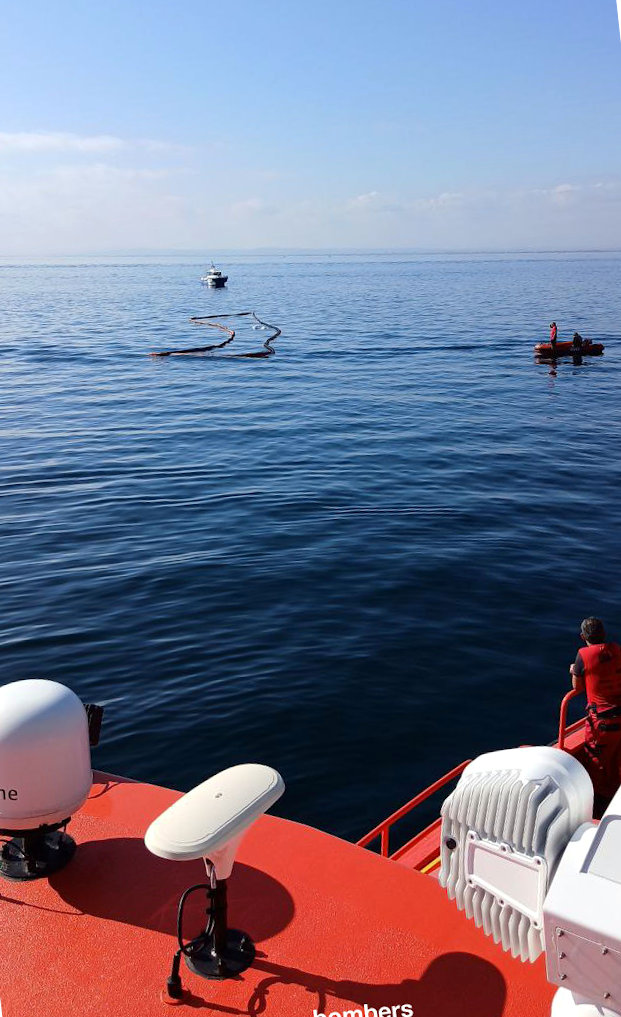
[550, 322, 556, 328]
[580, 617, 606, 644]
[573, 332, 580, 340]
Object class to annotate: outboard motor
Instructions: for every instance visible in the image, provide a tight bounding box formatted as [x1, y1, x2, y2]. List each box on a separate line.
[0, 679, 93, 880]
[439, 745, 621, 1015]
[145, 763, 284, 1001]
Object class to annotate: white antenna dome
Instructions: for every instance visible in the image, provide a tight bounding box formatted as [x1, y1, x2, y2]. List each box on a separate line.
[0, 679, 92, 833]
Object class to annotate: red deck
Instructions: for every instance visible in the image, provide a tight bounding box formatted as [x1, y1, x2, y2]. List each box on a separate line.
[0, 770, 556, 1017]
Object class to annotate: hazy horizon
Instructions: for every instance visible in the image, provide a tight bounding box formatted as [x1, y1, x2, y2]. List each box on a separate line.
[2, 247, 621, 262]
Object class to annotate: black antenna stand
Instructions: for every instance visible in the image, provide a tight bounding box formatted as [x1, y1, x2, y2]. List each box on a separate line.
[185, 877, 255, 979]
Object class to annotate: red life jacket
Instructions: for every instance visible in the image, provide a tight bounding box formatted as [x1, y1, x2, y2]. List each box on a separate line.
[578, 642, 621, 713]
[550, 324, 558, 342]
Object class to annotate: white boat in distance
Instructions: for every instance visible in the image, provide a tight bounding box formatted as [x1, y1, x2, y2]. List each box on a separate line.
[200, 263, 228, 287]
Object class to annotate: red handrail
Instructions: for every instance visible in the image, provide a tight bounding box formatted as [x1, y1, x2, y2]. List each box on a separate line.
[356, 759, 471, 857]
[558, 687, 584, 749]
[358, 690, 588, 864]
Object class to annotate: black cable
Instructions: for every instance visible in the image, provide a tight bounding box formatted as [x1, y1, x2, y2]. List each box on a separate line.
[165, 878, 217, 999]
[176, 882, 215, 956]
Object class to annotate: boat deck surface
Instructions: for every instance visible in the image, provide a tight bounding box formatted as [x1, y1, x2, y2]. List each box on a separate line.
[0, 771, 555, 1017]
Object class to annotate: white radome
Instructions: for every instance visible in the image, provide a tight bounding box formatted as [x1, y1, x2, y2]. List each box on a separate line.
[0, 679, 92, 830]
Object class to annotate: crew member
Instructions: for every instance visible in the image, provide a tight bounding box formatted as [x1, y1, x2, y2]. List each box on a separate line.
[570, 617, 621, 807]
[572, 332, 584, 352]
[549, 321, 558, 352]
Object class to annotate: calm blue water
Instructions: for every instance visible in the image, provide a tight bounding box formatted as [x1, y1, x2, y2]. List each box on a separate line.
[2, 252, 621, 842]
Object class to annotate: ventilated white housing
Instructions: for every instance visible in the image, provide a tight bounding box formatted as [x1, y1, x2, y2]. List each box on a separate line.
[0, 679, 92, 830]
[145, 763, 285, 879]
[439, 746, 593, 963]
[544, 785, 621, 1016]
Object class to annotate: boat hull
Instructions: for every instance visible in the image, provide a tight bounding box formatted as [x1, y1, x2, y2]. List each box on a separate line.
[534, 340, 604, 358]
[200, 275, 228, 287]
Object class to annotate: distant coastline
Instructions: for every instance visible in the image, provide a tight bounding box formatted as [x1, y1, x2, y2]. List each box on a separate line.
[1, 247, 621, 264]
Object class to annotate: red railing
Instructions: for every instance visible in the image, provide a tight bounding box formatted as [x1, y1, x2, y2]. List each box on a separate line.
[356, 760, 471, 858]
[358, 690, 588, 863]
[557, 687, 585, 749]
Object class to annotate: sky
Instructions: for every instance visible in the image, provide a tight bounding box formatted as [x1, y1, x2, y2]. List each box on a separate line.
[1, 0, 620, 254]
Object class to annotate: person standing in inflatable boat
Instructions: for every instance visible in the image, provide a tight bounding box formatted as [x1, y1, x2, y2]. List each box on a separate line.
[570, 617, 621, 810]
[549, 321, 558, 352]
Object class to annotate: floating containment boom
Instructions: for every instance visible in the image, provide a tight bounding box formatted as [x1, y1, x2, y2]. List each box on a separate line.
[150, 311, 281, 359]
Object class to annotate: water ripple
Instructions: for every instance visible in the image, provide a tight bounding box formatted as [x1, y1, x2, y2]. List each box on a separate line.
[1, 252, 621, 839]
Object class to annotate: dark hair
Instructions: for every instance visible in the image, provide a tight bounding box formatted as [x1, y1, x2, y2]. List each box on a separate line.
[550, 322, 556, 327]
[580, 617, 606, 643]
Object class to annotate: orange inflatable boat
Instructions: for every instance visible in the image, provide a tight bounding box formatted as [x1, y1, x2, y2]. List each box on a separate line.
[534, 338, 604, 358]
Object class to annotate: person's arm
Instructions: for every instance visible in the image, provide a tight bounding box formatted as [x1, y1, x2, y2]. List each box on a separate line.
[570, 652, 585, 692]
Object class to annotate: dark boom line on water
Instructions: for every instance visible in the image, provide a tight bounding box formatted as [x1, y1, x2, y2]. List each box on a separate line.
[150, 311, 282, 359]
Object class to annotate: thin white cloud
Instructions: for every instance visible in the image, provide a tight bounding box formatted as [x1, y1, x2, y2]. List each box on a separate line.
[335, 179, 621, 249]
[0, 162, 189, 254]
[346, 191, 406, 214]
[51, 163, 173, 185]
[230, 197, 278, 217]
[521, 180, 621, 207]
[523, 182, 579, 206]
[1, 161, 620, 253]
[349, 191, 381, 207]
[346, 189, 464, 214]
[416, 191, 463, 209]
[0, 131, 125, 154]
[0, 131, 183, 155]
[550, 184, 578, 206]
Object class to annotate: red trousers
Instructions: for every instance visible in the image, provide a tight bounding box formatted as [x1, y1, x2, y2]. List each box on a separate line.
[581, 709, 621, 801]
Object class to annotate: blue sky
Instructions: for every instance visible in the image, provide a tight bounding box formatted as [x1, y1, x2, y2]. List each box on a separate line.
[1, 0, 620, 253]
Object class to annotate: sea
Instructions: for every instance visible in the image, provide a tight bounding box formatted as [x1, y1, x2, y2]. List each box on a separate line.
[2, 251, 621, 843]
